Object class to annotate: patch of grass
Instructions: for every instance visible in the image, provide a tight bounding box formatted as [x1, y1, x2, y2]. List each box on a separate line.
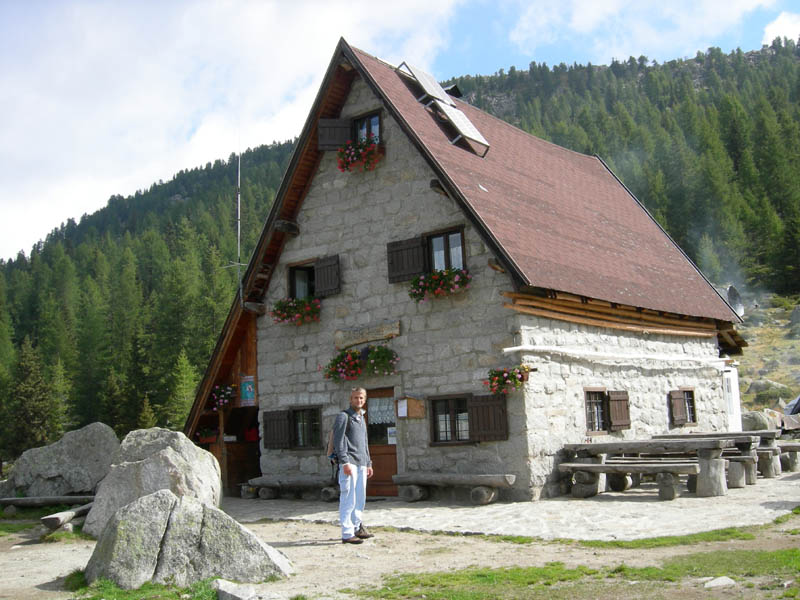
[578, 527, 755, 549]
[612, 548, 800, 581]
[41, 525, 94, 543]
[355, 562, 598, 599]
[64, 570, 87, 591]
[774, 505, 800, 525]
[0, 521, 37, 536]
[70, 577, 217, 599]
[488, 534, 538, 544]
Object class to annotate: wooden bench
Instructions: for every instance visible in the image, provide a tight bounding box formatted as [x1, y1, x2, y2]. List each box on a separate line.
[392, 472, 516, 505]
[559, 461, 699, 500]
[605, 454, 756, 489]
[245, 475, 336, 501]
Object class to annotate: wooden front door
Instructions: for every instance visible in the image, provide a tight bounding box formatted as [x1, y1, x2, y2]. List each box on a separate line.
[365, 387, 398, 496]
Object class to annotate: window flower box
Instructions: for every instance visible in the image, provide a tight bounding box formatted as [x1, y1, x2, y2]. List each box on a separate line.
[409, 268, 471, 303]
[336, 133, 383, 172]
[271, 297, 321, 325]
[321, 344, 398, 382]
[196, 429, 218, 444]
[483, 365, 530, 394]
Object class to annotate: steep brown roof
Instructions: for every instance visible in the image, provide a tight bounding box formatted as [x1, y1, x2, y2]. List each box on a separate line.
[350, 45, 739, 322]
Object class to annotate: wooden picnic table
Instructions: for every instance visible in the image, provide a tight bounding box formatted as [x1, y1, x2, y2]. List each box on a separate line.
[652, 431, 782, 478]
[563, 439, 732, 498]
[651, 433, 760, 485]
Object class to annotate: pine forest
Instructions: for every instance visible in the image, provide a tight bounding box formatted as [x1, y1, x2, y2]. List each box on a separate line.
[1, 39, 799, 459]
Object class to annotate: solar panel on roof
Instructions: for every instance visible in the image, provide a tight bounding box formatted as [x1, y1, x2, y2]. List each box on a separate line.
[433, 99, 490, 151]
[398, 62, 455, 106]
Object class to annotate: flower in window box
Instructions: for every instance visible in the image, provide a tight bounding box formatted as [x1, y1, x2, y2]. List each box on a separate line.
[362, 344, 399, 376]
[209, 384, 236, 411]
[271, 297, 321, 325]
[408, 268, 472, 303]
[196, 428, 218, 444]
[322, 348, 363, 382]
[483, 365, 530, 394]
[336, 133, 382, 172]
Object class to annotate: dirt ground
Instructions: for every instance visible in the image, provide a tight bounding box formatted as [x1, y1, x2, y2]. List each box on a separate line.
[1, 515, 798, 599]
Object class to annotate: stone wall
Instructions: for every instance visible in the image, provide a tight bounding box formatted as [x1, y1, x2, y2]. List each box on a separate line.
[257, 76, 530, 494]
[515, 315, 728, 498]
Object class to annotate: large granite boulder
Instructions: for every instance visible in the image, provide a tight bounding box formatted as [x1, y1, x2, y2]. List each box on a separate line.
[3, 422, 118, 497]
[85, 489, 293, 589]
[83, 428, 220, 538]
[741, 410, 774, 431]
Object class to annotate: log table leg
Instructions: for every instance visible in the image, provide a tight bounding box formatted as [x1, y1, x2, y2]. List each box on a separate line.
[781, 451, 799, 472]
[569, 454, 606, 498]
[743, 450, 758, 485]
[606, 474, 633, 492]
[657, 473, 680, 500]
[759, 452, 779, 478]
[696, 448, 727, 497]
[727, 462, 746, 488]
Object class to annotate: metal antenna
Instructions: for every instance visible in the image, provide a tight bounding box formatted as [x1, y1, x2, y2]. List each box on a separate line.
[237, 151, 243, 307]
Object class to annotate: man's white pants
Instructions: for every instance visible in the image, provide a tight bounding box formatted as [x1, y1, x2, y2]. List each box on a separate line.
[338, 464, 367, 539]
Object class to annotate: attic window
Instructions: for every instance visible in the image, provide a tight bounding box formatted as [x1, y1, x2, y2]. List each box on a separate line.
[387, 227, 465, 283]
[317, 112, 381, 151]
[355, 112, 380, 143]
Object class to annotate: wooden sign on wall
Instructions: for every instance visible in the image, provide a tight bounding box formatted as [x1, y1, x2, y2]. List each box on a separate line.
[334, 319, 401, 349]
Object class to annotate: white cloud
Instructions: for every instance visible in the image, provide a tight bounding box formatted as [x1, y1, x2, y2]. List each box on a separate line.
[762, 11, 800, 45]
[0, 0, 459, 261]
[510, 0, 776, 64]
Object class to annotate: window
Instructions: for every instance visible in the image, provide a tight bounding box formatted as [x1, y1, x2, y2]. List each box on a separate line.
[387, 228, 466, 283]
[354, 112, 380, 143]
[429, 230, 464, 271]
[262, 407, 321, 449]
[289, 265, 314, 299]
[430, 394, 507, 444]
[584, 389, 631, 433]
[288, 255, 340, 299]
[669, 389, 697, 426]
[317, 112, 381, 150]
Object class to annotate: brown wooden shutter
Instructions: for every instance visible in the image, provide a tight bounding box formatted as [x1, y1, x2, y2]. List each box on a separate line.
[468, 394, 508, 441]
[387, 237, 427, 283]
[669, 390, 688, 425]
[314, 254, 340, 297]
[607, 391, 631, 431]
[318, 119, 351, 150]
[262, 410, 291, 449]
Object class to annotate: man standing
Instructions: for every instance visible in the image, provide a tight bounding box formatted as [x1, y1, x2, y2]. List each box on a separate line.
[333, 387, 374, 544]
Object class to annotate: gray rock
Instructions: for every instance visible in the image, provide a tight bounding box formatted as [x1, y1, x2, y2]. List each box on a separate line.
[83, 428, 220, 538]
[213, 579, 286, 600]
[742, 411, 773, 431]
[704, 576, 736, 589]
[746, 379, 788, 394]
[85, 490, 293, 590]
[790, 306, 800, 326]
[3, 505, 17, 517]
[6, 423, 119, 497]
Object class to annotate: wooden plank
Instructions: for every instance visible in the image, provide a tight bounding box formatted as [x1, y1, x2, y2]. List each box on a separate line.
[248, 475, 334, 488]
[392, 473, 516, 488]
[565, 439, 731, 455]
[502, 292, 718, 331]
[0, 495, 95, 507]
[778, 443, 800, 452]
[504, 303, 717, 338]
[40, 502, 93, 530]
[558, 462, 700, 475]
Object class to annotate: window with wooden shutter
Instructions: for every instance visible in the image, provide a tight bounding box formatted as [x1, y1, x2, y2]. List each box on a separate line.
[669, 390, 688, 426]
[607, 391, 631, 431]
[468, 394, 508, 441]
[387, 237, 427, 283]
[318, 119, 351, 151]
[262, 410, 291, 449]
[314, 255, 340, 298]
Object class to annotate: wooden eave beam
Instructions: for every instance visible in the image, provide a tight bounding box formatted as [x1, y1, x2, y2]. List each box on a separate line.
[501, 291, 718, 331]
[504, 302, 717, 337]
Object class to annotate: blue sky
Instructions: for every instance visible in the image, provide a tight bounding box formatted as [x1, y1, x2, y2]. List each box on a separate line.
[1, 0, 799, 262]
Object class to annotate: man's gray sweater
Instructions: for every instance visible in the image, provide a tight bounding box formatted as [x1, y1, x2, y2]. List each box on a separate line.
[333, 407, 372, 467]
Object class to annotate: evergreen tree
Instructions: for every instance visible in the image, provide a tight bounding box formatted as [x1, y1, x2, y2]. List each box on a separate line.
[160, 348, 199, 429]
[137, 397, 158, 429]
[5, 338, 65, 456]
